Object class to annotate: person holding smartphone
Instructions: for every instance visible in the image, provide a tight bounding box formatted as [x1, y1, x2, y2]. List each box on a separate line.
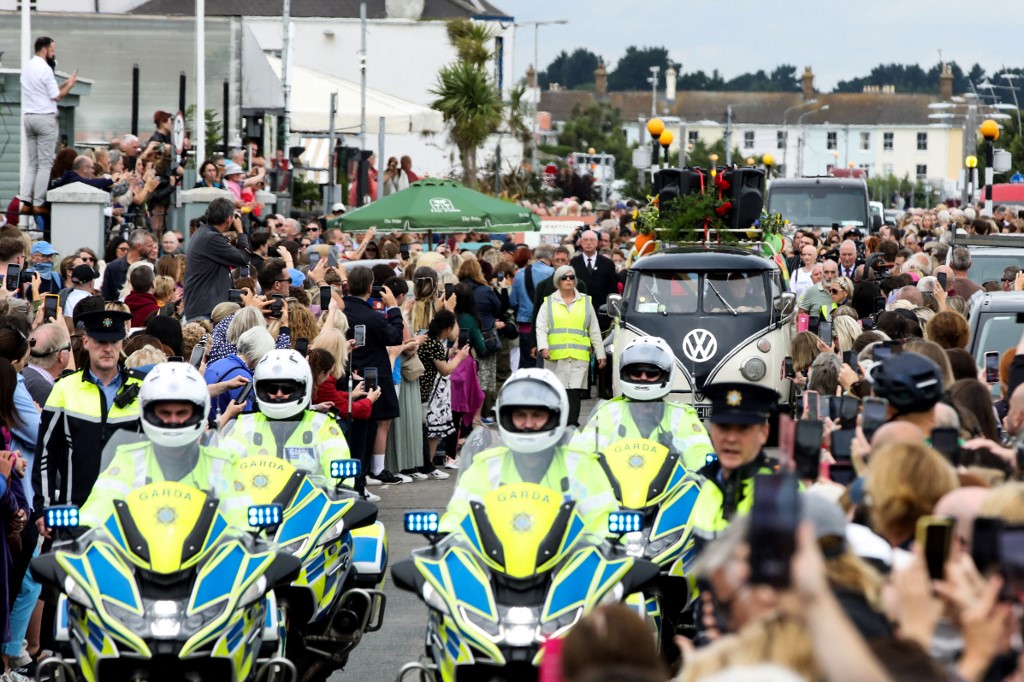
[691, 382, 782, 546]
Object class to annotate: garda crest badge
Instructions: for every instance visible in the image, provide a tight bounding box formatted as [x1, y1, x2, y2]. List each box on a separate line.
[726, 390, 742, 407]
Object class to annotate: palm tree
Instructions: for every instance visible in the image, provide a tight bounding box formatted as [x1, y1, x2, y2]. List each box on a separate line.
[430, 19, 504, 185]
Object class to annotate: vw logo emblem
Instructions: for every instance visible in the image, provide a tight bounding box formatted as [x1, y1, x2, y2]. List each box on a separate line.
[682, 329, 718, 363]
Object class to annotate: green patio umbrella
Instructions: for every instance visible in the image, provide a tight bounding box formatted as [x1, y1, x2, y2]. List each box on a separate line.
[327, 178, 540, 232]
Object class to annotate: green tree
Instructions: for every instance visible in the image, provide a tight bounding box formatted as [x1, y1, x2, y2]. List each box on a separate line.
[430, 19, 504, 184]
[539, 48, 601, 90]
[558, 101, 634, 178]
[607, 46, 670, 91]
[184, 106, 223, 165]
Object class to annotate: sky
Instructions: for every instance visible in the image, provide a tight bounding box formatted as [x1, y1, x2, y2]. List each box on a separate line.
[506, 0, 1019, 91]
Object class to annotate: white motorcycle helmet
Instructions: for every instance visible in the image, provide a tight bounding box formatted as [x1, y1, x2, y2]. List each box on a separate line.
[140, 363, 210, 448]
[496, 368, 569, 453]
[253, 349, 313, 420]
[619, 336, 675, 401]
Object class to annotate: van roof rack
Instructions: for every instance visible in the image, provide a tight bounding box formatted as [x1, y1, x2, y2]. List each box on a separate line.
[950, 234, 1024, 249]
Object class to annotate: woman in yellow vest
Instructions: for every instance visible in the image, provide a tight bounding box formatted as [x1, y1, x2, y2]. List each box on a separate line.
[535, 264, 606, 427]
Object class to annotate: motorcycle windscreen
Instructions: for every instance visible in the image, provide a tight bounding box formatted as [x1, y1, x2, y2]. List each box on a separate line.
[600, 438, 675, 509]
[475, 483, 574, 579]
[121, 481, 215, 574]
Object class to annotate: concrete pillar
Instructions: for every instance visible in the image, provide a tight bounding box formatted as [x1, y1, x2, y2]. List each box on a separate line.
[177, 187, 234, 249]
[45, 182, 110, 259]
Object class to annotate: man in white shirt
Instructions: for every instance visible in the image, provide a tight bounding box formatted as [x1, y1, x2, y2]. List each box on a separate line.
[20, 36, 77, 213]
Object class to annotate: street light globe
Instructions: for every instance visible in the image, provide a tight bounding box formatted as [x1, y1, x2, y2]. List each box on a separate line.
[848, 161, 855, 168]
[658, 130, 674, 147]
[762, 153, 775, 167]
[980, 119, 1000, 140]
[647, 118, 665, 138]
[831, 150, 839, 159]
[709, 153, 719, 163]
[965, 155, 978, 169]
[587, 147, 596, 155]
[745, 157, 755, 166]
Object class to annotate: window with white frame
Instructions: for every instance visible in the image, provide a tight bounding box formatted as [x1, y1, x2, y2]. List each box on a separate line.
[744, 131, 754, 149]
[917, 132, 928, 151]
[827, 132, 837, 150]
[859, 132, 870, 151]
[916, 164, 927, 178]
[883, 132, 894, 151]
[688, 130, 699, 144]
[777, 130, 786, 149]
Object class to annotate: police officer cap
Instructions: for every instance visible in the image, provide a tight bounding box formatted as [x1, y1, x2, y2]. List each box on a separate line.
[705, 382, 779, 425]
[77, 309, 132, 342]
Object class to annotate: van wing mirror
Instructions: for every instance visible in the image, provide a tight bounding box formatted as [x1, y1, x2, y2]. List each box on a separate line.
[872, 214, 882, 231]
[607, 294, 623, 319]
[776, 292, 796, 317]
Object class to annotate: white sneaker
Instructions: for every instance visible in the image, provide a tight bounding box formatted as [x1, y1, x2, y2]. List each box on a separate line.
[362, 489, 381, 503]
[444, 456, 461, 470]
[395, 472, 414, 483]
[405, 470, 429, 480]
[425, 468, 450, 480]
[365, 475, 382, 486]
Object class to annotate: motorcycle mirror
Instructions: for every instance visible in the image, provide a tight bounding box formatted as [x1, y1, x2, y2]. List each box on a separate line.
[608, 510, 643, 536]
[404, 510, 439, 535]
[248, 504, 284, 529]
[330, 459, 362, 479]
[46, 506, 80, 528]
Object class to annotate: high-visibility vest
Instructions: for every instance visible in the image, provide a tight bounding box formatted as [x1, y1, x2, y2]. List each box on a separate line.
[546, 294, 592, 362]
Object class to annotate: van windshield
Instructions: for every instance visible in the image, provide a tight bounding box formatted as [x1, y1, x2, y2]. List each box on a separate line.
[767, 186, 868, 228]
[627, 271, 768, 315]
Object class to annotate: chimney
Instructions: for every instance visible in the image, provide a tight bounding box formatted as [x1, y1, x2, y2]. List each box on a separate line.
[939, 63, 953, 101]
[594, 61, 607, 98]
[527, 64, 537, 90]
[665, 63, 677, 102]
[802, 66, 815, 101]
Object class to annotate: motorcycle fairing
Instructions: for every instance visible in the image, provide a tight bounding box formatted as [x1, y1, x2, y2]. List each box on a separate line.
[541, 546, 631, 623]
[601, 439, 678, 509]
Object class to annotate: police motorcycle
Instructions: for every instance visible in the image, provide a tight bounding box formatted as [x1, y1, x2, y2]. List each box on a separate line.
[215, 349, 387, 682]
[573, 337, 705, 647]
[392, 369, 660, 682]
[29, 363, 300, 682]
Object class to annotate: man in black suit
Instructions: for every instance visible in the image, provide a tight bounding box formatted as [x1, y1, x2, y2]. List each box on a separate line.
[343, 266, 404, 498]
[571, 229, 616, 331]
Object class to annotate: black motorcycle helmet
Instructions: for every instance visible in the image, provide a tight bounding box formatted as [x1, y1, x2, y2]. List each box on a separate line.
[871, 352, 943, 415]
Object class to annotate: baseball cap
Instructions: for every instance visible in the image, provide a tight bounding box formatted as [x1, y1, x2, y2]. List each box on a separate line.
[499, 241, 519, 254]
[31, 241, 58, 256]
[222, 161, 244, 177]
[70, 264, 97, 285]
[331, 202, 345, 214]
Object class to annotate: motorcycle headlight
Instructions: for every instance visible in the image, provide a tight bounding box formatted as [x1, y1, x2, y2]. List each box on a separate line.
[599, 582, 625, 606]
[278, 537, 308, 557]
[64, 576, 93, 608]
[422, 581, 451, 616]
[316, 520, 346, 548]
[104, 600, 147, 633]
[238, 576, 268, 608]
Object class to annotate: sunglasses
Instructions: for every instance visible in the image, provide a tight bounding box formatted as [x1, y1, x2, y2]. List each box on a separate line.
[116, 246, 128, 252]
[560, 274, 576, 281]
[80, 257, 96, 262]
[627, 368, 663, 380]
[276, 277, 292, 283]
[305, 226, 320, 232]
[829, 288, 843, 295]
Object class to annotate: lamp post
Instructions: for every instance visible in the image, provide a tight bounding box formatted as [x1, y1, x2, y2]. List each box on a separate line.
[965, 154, 978, 207]
[710, 153, 719, 179]
[980, 119, 999, 216]
[520, 19, 568, 173]
[830, 149, 839, 174]
[648, 66, 661, 117]
[647, 118, 665, 177]
[659, 130, 674, 169]
[782, 99, 817, 177]
[796, 104, 830, 177]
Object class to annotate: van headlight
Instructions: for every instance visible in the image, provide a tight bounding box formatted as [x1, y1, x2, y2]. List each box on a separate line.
[740, 357, 766, 381]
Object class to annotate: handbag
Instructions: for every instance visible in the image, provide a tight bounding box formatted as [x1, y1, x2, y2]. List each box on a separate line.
[482, 326, 502, 355]
[401, 351, 425, 382]
[499, 312, 518, 340]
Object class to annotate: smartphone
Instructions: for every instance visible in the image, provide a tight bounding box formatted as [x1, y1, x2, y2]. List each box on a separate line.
[747, 473, 800, 588]
[794, 420, 824, 479]
[999, 526, 1024, 595]
[931, 427, 960, 464]
[188, 342, 206, 369]
[5, 264, 19, 292]
[917, 516, 954, 580]
[796, 311, 809, 333]
[42, 293, 59, 323]
[861, 397, 888, 441]
[804, 390, 820, 422]
[295, 338, 309, 357]
[228, 288, 244, 305]
[234, 381, 254, 406]
[842, 350, 859, 374]
[827, 462, 857, 486]
[838, 396, 860, 429]
[400, 244, 410, 261]
[354, 324, 366, 347]
[936, 272, 947, 290]
[239, 265, 250, 279]
[497, 272, 506, 283]
[320, 285, 332, 310]
[873, 295, 886, 315]
[985, 351, 1000, 384]
[363, 366, 379, 392]
[458, 328, 469, 348]
[783, 356, 795, 379]
[270, 293, 284, 318]
[370, 285, 383, 299]
[831, 429, 855, 462]
[444, 283, 454, 300]
[817, 321, 832, 347]
[972, 517, 1004, 575]
[807, 315, 820, 336]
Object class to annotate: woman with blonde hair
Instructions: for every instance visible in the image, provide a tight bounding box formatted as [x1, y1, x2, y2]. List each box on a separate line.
[831, 315, 860, 353]
[867, 442, 958, 547]
[902, 338, 955, 390]
[310, 328, 378, 420]
[125, 344, 167, 369]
